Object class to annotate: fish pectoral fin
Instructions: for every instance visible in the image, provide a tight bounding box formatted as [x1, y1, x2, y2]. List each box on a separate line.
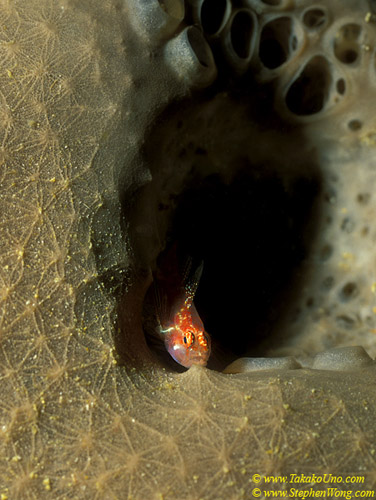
[153, 279, 171, 324]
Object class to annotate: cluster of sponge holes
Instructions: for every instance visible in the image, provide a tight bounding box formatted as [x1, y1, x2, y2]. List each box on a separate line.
[275, 14, 369, 125]
[331, 21, 366, 133]
[146, 0, 374, 128]
[253, 6, 335, 119]
[184, 0, 351, 123]
[187, 0, 258, 75]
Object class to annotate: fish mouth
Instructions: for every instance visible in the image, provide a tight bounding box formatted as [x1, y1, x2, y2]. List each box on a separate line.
[189, 354, 209, 367]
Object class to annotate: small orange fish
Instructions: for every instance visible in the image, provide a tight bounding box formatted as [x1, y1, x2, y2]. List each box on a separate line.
[155, 258, 211, 368]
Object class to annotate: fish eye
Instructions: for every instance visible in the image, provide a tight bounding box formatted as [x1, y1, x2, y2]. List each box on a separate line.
[183, 331, 195, 345]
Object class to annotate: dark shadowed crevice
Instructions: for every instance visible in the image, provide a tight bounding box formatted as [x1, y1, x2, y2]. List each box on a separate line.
[336, 78, 346, 95]
[230, 10, 255, 59]
[333, 24, 361, 65]
[259, 17, 296, 69]
[302, 7, 327, 30]
[120, 79, 322, 372]
[200, 0, 228, 36]
[285, 55, 332, 115]
[153, 169, 321, 370]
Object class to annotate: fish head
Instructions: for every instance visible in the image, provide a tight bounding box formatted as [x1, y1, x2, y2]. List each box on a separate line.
[164, 326, 211, 368]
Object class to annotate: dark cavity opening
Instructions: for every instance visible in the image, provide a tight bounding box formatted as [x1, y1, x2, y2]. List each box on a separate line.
[201, 0, 227, 35]
[147, 170, 320, 371]
[129, 89, 322, 373]
[348, 119, 362, 131]
[285, 55, 332, 115]
[302, 8, 327, 29]
[230, 10, 254, 59]
[336, 78, 346, 95]
[339, 282, 359, 302]
[259, 17, 296, 69]
[334, 24, 361, 65]
[339, 49, 358, 64]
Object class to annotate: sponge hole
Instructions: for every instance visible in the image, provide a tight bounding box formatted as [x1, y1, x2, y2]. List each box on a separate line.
[334, 24, 361, 65]
[302, 7, 327, 29]
[285, 55, 331, 115]
[339, 282, 359, 302]
[357, 193, 370, 204]
[340, 217, 355, 233]
[201, 0, 229, 36]
[259, 17, 298, 69]
[337, 48, 358, 64]
[230, 10, 255, 59]
[336, 78, 346, 95]
[348, 119, 362, 131]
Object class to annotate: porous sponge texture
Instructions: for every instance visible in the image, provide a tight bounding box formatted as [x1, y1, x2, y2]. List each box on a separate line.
[269, 145, 376, 360]
[252, 0, 376, 138]
[0, 0, 177, 495]
[0, 0, 131, 493]
[247, 1, 376, 358]
[192, 0, 376, 137]
[1, 0, 376, 499]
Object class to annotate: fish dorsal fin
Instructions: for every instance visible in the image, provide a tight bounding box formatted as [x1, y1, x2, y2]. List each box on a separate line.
[183, 259, 204, 308]
[153, 256, 204, 331]
[181, 257, 192, 287]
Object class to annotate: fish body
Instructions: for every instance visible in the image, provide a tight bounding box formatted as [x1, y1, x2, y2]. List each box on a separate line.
[155, 259, 211, 368]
